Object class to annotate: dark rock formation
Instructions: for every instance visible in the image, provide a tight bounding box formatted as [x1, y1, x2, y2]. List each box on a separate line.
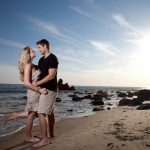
[137, 104, 150, 110]
[58, 78, 75, 90]
[118, 93, 127, 97]
[91, 100, 104, 105]
[93, 108, 105, 111]
[118, 98, 142, 106]
[56, 97, 61, 102]
[84, 95, 93, 99]
[22, 96, 27, 99]
[137, 89, 150, 101]
[67, 109, 73, 112]
[127, 92, 135, 97]
[107, 107, 111, 110]
[118, 98, 130, 106]
[72, 95, 84, 101]
[128, 98, 142, 106]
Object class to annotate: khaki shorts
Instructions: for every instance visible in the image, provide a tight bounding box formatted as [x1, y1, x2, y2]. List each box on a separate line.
[37, 90, 57, 115]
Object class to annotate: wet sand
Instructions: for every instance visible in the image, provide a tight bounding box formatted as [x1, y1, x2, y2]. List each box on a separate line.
[0, 106, 150, 150]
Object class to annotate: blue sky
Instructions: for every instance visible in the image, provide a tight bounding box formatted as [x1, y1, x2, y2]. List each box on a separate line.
[1, 0, 150, 87]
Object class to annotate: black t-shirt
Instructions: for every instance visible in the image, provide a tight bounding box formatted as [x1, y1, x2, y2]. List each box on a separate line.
[38, 53, 58, 91]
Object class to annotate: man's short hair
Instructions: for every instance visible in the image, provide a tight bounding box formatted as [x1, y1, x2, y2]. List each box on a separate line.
[36, 39, 49, 50]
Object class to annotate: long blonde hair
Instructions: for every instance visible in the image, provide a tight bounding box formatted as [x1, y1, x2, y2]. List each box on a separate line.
[18, 46, 31, 81]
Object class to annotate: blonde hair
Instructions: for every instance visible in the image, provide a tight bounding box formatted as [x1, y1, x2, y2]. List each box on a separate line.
[18, 46, 31, 81]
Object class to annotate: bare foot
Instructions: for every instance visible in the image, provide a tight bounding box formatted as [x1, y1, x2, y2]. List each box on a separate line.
[25, 137, 40, 143]
[49, 135, 55, 138]
[4, 112, 18, 124]
[32, 139, 49, 148]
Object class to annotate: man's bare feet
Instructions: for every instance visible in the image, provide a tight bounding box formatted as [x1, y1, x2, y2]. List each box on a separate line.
[4, 112, 18, 124]
[32, 139, 49, 148]
[25, 137, 40, 143]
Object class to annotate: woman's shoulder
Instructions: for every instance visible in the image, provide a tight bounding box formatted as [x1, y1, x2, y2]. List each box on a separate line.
[24, 63, 32, 70]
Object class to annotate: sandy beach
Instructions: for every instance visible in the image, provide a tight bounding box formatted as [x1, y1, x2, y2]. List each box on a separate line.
[0, 106, 150, 150]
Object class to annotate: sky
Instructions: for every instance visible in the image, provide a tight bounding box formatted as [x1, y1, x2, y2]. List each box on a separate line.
[1, 0, 150, 87]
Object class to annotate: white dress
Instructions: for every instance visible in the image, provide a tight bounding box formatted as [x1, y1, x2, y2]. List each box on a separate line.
[25, 69, 41, 112]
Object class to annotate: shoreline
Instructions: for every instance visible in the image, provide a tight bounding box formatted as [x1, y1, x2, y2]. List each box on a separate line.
[0, 108, 96, 139]
[0, 106, 150, 150]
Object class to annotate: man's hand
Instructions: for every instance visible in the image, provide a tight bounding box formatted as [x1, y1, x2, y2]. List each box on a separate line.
[39, 88, 48, 95]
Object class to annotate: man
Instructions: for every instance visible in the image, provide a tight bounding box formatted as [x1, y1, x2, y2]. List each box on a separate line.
[33, 39, 58, 148]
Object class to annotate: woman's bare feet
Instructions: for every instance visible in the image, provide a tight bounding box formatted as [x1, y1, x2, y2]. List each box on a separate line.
[32, 138, 49, 148]
[25, 136, 40, 143]
[4, 112, 18, 124]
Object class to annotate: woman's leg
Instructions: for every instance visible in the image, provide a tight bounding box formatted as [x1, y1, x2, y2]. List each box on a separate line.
[26, 111, 39, 142]
[5, 112, 28, 124]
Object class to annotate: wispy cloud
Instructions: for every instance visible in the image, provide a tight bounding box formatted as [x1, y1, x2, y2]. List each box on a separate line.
[69, 6, 115, 28]
[89, 40, 117, 56]
[25, 16, 67, 38]
[25, 16, 90, 48]
[0, 38, 38, 51]
[113, 14, 132, 29]
[0, 39, 25, 48]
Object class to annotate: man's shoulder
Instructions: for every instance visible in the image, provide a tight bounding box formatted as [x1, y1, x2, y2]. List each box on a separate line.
[50, 53, 57, 59]
[39, 56, 45, 61]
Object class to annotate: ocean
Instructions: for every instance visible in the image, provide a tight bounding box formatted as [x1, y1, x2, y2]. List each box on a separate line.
[0, 84, 142, 138]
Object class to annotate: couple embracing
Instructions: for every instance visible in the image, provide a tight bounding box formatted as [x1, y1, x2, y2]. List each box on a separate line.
[18, 39, 58, 147]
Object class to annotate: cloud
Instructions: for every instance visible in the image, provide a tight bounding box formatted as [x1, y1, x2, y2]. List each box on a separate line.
[26, 16, 66, 38]
[69, 6, 114, 28]
[0, 39, 25, 48]
[69, 6, 92, 18]
[112, 14, 132, 29]
[89, 40, 117, 56]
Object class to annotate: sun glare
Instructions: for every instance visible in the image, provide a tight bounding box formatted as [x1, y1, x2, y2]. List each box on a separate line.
[133, 33, 150, 72]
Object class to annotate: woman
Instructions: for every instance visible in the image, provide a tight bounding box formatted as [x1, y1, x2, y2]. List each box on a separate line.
[10, 46, 47, 142]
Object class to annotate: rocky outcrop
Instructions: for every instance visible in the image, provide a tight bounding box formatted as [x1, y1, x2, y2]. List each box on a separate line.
[58, 79, 75, 90]
[137, 89, 150, 101]
[118, 92, 127, 97]
[72, 95, 84, 101]
[137, 104, 150, 110]
[118, 98, 142, 106]
[93, 108, 105, 111]
[91, 100, 104, 105]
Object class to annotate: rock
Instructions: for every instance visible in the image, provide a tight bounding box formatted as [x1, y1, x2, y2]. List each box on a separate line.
[118, 98, 142, 106]
[137, 104, 150, 110]
[93, 108, 105, 111]
[22, 96, 27, 99]
[107, 103, 113, 106]
[118, 98, 130, 106]
[107, 107, 111, 110]
[93, 94, 103, 100]
[128, 98, 142, 106]
[68, 94, 75, 97]
[67, 109, 73, 112]
[58, 78, 75, 90]
[72, 95, 84, 101]
[128, 92, 135, 97]
[91, 100, 104, 105]
[56, 97, 61, 102]
[69, 86, 75, 90]
[96, 91, 108, 99]
[118, 93, 127, 97]
[137, 90, 150, 101]
[84, 95, 92, 99]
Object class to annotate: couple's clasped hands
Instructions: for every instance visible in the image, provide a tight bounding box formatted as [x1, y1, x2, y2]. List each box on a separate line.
[32, 80, 48, 95]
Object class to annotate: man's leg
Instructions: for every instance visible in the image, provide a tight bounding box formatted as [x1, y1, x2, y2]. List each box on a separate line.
[33, 113, 49, 148]
[47, 110, 55, 138]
